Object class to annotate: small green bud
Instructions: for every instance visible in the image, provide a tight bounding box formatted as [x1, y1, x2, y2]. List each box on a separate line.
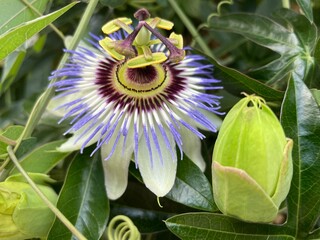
[212, 94, 293, 223]
[0, 173, 58, 240]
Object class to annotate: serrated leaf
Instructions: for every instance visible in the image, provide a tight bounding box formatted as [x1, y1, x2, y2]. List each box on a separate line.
[0, 0, 49, 35]
[47, 147, 109, 240]
[280, 76, 320, 237]
[166, 213, 293, 240]
[296, 0, 313, 23]
[0, 1, 77, 60]
[10, 140, 69, 175]
[166, 156, 217, 212]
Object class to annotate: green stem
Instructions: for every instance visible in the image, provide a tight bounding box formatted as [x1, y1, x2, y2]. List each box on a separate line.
[167, 0, 214, 58]
[0, 135, 16, 145]
[0, 158, 11, 173]
[7, 146, 87, 240]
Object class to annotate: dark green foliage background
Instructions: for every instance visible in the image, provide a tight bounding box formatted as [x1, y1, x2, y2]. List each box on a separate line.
[1, 0, 320, 239]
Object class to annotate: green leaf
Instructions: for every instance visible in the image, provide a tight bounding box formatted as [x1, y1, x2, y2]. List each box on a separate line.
[314, 38, 320, 67]
[10, 140, 69, 175]
[0, 1, 77, 60]
[208, 10, 318, 89]
[280, 76, 320, 237]
[0, 0, 49, 35]
[273, 9, 317, 51]
[296, 0, 313, 22]
[166, 156, 217, 211]
[308, 236, 320, 240]
[307, 227, 320, 239]
[166, 213, 293, 240]
[0, 125, 24, 157]
[0, 50, 26, 94]
[208, 13, 300, 54]
[207, 55, 284, 101]
[248, 54, 293, 88]
[310, 89, 320, 106]
[48, 147, 109, 240]
[15, 137, 37, 158]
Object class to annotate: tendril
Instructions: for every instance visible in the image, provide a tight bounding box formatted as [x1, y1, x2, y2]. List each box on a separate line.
[107, 215, 141, 240]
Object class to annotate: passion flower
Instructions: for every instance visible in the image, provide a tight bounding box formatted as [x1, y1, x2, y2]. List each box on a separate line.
[51, 8, 222, 199]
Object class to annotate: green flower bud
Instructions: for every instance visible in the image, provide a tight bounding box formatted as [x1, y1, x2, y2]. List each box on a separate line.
[0, 173, 58, 240]
[212, 94, 293, 223]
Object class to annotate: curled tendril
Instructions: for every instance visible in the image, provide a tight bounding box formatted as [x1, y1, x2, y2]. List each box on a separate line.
[209, 0, 234, 17]
[107, 215, 141, 240]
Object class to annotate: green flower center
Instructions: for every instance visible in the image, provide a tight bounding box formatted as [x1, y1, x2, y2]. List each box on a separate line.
[115, 62, 167, 97]
[99, 8, 185, 68]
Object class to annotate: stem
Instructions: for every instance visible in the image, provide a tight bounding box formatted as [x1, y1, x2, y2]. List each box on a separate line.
[21, 0, 65, 40]
[167, 0, 214, 58]
[0, 135, 16, 145]
[7, 146, 87, 240]
[0, 158, 11, 173]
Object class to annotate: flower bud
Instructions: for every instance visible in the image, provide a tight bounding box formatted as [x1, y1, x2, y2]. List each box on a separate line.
[0, 173, 58, 240]
[212, 94, 293, 222]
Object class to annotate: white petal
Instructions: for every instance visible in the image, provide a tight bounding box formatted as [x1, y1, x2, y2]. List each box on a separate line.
[47, 92, 86, 117]
[138, 126, 177, 197]
[101, 132, 134, 200]
[180, 129, 206, 171]
[57, 121, 102, 152]
[195, 109, 222, 131]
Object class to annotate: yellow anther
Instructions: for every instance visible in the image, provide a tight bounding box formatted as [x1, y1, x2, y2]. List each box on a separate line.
[147, 39, 163, 46]
[102, 17, 132, 34]
[147, 17, 161, 28]
[127, 52, 167, 68]
[146, 17, 174, 30]
[169, 32, 183, 49]
[99, 37, 125, 60]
